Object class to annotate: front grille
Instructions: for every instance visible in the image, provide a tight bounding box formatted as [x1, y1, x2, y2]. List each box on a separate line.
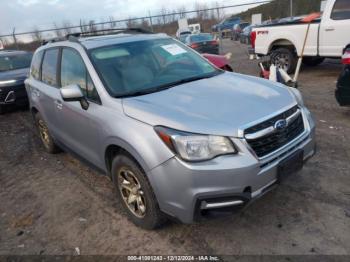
[245, 106, 305, 158]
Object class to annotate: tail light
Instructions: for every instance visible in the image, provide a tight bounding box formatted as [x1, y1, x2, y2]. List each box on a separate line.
[342, 50, 350, 65]
[190, 43, 199, 49]
[251, 31, 256, 49]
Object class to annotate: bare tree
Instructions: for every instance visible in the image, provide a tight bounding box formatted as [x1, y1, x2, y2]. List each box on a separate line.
[160, 7, 168, 25]
[31, 27, 43, 42]
[177, 5, 187, 18]
[80, 19, 89, 33]
[88, 20, 97, 33]
[109, 16, 117, 28]
[212, 1, 223, 21]
[62, 21, 73, 35]
[53, 22, 64, 37]
[126, 17, 138, 28]
[141, 18, 149, 29]
[99, 17, 105, 30]
[168, 9, 177, 23]
[194, 2, 208, 21]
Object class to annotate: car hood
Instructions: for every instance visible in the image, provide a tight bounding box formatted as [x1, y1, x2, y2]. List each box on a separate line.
[0, 68, 29, 82]
[122, 72, 297, 137]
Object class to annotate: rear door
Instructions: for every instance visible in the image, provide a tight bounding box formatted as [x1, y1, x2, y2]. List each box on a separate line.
[33, 48, 61, 136]
[319, 0, 350, 56]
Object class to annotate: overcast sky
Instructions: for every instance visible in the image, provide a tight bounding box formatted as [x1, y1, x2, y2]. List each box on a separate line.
[0, 0, 262, 36]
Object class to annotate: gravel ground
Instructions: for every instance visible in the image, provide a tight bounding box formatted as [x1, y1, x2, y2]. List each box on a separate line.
[0, 39, 349, 256]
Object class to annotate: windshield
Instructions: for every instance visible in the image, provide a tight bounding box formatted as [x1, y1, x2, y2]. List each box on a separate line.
[0, 53, 32, 72]
[89, 38, 221, 98]
[190, 34, 214, 43]
[179, 34, 190, 43]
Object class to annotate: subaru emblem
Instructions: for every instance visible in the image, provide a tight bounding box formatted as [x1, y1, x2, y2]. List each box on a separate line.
[274, 119, 288, 130]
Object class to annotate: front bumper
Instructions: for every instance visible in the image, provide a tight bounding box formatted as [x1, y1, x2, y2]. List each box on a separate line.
[147, 108, 316, 223]
[0, 84, 28, 106]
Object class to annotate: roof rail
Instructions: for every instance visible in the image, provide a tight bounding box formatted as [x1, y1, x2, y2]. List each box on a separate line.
[66, 28, 153, 38]
[41, 28, 153, 46]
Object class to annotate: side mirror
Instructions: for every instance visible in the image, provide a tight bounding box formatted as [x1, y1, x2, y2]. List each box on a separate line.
[60, 84, 89, 110]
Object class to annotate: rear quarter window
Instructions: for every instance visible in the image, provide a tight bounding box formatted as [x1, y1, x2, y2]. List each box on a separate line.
[331, 0, 350, 20]
[41, 49, 59, 86]
[30, 50, 44, 80]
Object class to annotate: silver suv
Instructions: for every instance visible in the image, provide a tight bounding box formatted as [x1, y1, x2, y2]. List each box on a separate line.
[25, 29, 316, 229]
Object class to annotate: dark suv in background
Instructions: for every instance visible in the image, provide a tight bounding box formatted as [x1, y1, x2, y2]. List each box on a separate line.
[0, 50, 32, 114]
[335, 47, 350, 106]
[232, 22, 250, 41]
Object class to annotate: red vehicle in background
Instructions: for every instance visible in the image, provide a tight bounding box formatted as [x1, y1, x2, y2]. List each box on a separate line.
[202, 53, 233, 72]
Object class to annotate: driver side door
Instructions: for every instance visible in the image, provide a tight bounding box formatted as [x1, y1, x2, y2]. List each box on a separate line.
[56, 47, 104, 166]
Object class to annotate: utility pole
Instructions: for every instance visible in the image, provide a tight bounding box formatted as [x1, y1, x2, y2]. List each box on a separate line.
[290, 0, 293, 18]
[148, 10, 154, 32]
[12, 28, 19, 50]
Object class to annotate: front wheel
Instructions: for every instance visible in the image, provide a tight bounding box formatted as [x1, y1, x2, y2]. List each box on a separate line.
[270, 47, 298, 74]
[112, 154, 166, 229]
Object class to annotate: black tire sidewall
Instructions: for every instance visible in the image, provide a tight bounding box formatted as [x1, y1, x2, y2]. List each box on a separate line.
[271, 48, 297, 74]
[111, 154, 164, 230]
[302, 57, 325, 66]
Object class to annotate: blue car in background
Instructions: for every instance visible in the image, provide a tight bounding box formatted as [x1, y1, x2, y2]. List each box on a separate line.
[212, 17, 241, 32]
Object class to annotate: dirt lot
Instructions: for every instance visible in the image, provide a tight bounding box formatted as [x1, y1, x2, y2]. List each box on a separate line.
[0, 40, 350, 256]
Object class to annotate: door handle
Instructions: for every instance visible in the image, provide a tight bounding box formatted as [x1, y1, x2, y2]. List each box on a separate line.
[31, 88, 40, 97]
[55, 100, 63, 110]
[325, 26, 335, 31]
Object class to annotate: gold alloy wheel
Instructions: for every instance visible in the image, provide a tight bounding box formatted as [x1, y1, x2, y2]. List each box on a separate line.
[118, 168, 146, 218]
[38, 119, 50, 148]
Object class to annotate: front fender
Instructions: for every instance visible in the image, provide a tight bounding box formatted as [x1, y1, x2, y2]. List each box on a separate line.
[101, 118, 174, 174]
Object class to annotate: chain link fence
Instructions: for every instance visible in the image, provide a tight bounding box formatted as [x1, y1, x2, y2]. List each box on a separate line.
[0, 1, 270, 51]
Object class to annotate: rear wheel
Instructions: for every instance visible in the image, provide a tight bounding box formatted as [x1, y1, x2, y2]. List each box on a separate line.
[270, 47, 298, 74]
[111, 154, 166, 229]
[34, 113, 60, 154]
[302, 57, 325, 67]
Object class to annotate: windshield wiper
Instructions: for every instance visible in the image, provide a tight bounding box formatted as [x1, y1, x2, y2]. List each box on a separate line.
[117, 71, 222, 98]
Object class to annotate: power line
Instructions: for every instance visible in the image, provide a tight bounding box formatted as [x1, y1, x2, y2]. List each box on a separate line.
[0, 0, 271, 38]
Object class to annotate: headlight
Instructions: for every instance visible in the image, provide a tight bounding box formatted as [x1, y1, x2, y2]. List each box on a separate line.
[155, 126, 236, 161]
[288, 87, 304, 106]
[0, 79, 17, 86]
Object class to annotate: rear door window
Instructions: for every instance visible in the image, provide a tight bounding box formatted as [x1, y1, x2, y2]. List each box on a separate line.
[31, 50, 43, 80]
[331, 0, 350, 20]
[41, 49, 59, 86]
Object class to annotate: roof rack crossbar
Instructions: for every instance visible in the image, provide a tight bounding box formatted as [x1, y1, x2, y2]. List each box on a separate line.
[67, 28, 153, 38]
[41, 28, 153, 46]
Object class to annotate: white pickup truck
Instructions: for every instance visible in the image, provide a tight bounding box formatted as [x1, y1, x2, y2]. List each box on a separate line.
[252, 0, 350, 73]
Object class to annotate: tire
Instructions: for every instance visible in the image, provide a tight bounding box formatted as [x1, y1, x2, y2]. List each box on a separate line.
[223, 65, 233, 72]
[111, 154, 166, 229]
[34, 113, 61, 154]
[302, 57, 325, 67]
[270, 47, 298, 74]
